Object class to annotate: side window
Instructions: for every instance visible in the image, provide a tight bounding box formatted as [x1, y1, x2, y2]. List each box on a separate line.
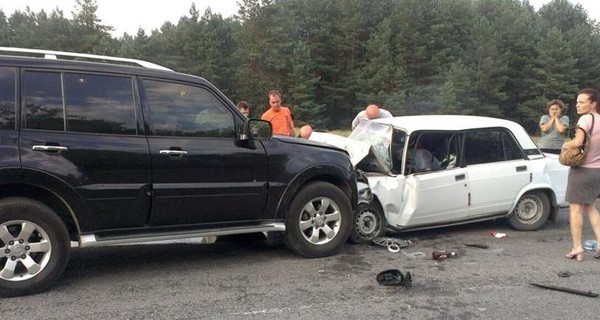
[0, 67, 16, 130]
[23, 71, 64, 131]
[464, 129, 523, 165]
[23, 71, 137, 134]
[64, 73, 137, 134]
[500, 131, 524, 160]
[406, 131, 454, 174]
[143, 79, 234, 138]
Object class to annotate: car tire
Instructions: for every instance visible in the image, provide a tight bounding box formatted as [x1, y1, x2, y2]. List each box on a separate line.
[350, 202, 386, 244]
[0, 197, 70, 298]
[283, 182, 352, 258]
[507, 191, 550, 231]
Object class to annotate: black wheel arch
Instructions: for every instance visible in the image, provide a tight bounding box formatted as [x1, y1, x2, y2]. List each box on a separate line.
[271, 164, 357, 220]
[0, 168, 87, 242]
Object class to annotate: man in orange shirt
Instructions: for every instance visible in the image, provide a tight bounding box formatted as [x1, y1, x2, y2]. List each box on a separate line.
[261, 90, 295, 136]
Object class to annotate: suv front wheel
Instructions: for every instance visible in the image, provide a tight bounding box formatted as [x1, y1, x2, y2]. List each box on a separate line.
[284, 182, 352, 258]
[0, 198, 70, 298]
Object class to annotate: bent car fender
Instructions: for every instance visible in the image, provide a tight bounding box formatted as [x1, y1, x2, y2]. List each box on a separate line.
[366, 174, 406, 228]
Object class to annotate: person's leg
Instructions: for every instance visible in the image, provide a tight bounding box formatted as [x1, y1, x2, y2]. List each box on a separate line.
[585, 202, 600, 257]
[568, 203, 585, 260]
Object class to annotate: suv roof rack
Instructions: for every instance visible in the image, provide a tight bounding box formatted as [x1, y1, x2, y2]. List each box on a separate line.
[0, 47, 172, 71]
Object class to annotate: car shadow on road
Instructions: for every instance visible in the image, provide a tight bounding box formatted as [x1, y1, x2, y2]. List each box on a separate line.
[57, 233, 291, 288]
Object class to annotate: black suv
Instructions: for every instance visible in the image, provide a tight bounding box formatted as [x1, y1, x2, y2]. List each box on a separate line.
[0, 48, 357, 297]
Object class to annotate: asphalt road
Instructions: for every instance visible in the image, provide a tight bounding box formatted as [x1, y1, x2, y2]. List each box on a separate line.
[3, 208, 600, 320]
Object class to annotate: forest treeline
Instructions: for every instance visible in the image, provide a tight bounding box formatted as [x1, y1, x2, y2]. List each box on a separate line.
[1, 0, 599, 133]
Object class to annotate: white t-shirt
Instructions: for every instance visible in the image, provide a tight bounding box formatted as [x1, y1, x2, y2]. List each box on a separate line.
[351, 109, 393, 130]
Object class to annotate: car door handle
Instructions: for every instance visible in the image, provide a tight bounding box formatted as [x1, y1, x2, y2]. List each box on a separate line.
[516, 165, 527, 172]
[455, 174, 465, 181]
[159, 149, 188, 156]
[32, 145, 68, 152]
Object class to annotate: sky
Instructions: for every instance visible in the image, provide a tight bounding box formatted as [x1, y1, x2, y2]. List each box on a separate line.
[0, 0, 239, 36]
[1, 0, 599, 37]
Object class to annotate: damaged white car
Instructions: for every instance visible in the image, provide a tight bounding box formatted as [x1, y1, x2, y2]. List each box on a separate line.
[310, 115, 569, 243]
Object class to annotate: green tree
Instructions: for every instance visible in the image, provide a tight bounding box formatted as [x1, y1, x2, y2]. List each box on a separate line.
[286, 40, 324, 127]
[464, 16, 508, 117]
[71, 0, 113, 53]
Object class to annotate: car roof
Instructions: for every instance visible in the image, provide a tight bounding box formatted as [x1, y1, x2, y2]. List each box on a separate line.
[372, 115, 520, 132]
[372, 115, 539, 150]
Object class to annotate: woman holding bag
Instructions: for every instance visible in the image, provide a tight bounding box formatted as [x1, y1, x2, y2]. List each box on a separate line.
[562, 88, 600, 261]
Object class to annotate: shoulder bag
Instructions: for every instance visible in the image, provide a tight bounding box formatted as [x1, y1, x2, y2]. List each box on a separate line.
[559, 114, 595, 167]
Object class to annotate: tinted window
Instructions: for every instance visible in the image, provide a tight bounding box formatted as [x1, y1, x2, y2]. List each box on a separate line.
[0, 67, 16, 130]
[23, 71, 64, 131]
[464, 129, 523, 165]
[143, 79, 234, 138]
[64, 73, 136, 134]
[23, 71, 137, 135]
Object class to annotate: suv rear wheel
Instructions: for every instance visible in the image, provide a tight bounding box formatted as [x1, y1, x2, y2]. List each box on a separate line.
[0, 198, 70, 298]
[284, 182, 352, 258]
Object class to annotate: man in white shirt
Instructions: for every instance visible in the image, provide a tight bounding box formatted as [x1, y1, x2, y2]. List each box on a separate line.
[351, 104, 393, 130]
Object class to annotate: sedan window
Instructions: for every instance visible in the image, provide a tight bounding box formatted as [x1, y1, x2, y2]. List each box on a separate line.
[464, 129, 524, 165]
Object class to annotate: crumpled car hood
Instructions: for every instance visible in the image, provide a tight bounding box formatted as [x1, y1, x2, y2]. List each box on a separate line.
[309, 132, 392, 175]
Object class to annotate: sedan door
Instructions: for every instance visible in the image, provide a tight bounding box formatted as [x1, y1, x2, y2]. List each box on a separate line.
[142, 79, 268, 226]
[462, 129, 531, 217]
[399, 133, 470, 226]
[400, 168, 470, 226]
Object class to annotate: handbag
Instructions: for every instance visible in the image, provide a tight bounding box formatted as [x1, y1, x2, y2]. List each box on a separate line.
[559, 114, 595, 167]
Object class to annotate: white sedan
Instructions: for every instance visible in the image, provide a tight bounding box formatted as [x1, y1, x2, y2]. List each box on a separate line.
[310, 115, 569, 243]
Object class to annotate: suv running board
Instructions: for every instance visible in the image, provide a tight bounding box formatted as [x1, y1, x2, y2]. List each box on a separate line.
[77, 223, 286, 248]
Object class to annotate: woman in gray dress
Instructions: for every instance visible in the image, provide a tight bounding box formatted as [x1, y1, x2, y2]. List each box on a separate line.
[562, 89, 600, 261]
[539, 99, 569, 151]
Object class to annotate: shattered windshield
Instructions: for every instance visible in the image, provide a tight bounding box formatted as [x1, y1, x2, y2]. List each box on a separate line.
[349, 121, 393, 168]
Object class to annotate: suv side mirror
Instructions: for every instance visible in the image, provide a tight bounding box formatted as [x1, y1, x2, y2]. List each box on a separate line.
[241, 119, 272, 141]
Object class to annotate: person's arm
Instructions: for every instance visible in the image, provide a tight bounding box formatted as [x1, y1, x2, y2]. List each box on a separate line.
[539, 115, 553, 133]
[287, 109, 295, 137]
[351, 115, 359, 130]
[555, 116, 569, 134]
[562, 128, 585, 150]
[562, 115, 593, 149]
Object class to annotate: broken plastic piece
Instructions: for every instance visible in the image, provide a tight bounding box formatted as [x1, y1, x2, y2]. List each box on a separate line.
[490, 231, 507, 238]
[432, 251, 457, 260]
